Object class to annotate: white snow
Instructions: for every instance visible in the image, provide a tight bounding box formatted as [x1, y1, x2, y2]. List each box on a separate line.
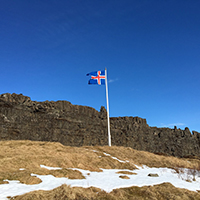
[1, 165, 200, 199]
[40, 165, 62, 170]
[103, 152, 129, 163]
[88, 149, 129, 163]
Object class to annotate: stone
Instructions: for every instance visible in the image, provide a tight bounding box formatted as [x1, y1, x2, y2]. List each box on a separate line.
[148, 173, 159, 177]
[0, 93, 200, 158]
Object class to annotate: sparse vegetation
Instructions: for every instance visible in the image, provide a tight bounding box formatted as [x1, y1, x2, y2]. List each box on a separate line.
[119, 175, 130, 179]
[116, 171, 137, 175]
[1, 140, 200, 199]
[10, 183, 200, 200]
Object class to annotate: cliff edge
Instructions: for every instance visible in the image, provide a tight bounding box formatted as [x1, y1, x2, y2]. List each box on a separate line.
[0, 93, 200, 158]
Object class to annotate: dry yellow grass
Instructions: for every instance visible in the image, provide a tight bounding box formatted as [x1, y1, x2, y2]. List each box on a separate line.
[91, 146, 200, 169]
[116, 171, 137, 175]
[119, 175, 130, 179]
[1, 140, 200, 199]
[11, 183, 200, 200]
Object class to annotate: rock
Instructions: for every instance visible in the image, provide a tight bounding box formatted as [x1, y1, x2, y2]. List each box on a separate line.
[148, 173, 159, 177]
[0, 93, 200, 158]
[99, 106, 107, 119]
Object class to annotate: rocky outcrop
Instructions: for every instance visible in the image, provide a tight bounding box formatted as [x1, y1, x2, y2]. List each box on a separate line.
[0, 93, 200, 158]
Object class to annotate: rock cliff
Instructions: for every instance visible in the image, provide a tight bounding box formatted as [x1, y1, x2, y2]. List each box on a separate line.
[0, 93, 200, 158]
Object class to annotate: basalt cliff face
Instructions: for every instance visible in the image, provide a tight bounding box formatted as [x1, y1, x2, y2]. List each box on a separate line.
[0, 93, 200, 158]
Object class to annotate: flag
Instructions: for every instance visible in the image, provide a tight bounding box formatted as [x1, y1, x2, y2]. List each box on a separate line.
[86, 70, 105, 85]
[86, 68, 111, 146]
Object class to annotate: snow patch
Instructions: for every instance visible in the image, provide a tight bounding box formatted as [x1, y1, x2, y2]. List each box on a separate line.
[103, 152, 129, 163]
[40, 165, 62, 170]
[1, 166, 200, 199]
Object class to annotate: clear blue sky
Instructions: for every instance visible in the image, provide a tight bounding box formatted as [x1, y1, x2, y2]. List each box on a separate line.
[1, 0, 200, 132]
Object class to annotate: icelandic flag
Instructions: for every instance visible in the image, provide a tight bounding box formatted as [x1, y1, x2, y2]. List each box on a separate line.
[86, 70, 105, 85]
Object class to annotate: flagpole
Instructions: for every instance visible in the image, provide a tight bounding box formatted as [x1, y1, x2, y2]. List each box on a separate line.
[105, 68, 111, 146]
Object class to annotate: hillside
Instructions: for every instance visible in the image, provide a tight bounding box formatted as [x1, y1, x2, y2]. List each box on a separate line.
[1, 140, 200, 199]
[0, 93, 200, 158]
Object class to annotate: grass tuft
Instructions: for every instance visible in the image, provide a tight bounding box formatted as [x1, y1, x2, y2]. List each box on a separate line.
[1, 140, 200, 199]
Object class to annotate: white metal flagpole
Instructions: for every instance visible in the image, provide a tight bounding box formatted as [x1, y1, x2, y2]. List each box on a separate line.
[105, 68, 111, 146]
